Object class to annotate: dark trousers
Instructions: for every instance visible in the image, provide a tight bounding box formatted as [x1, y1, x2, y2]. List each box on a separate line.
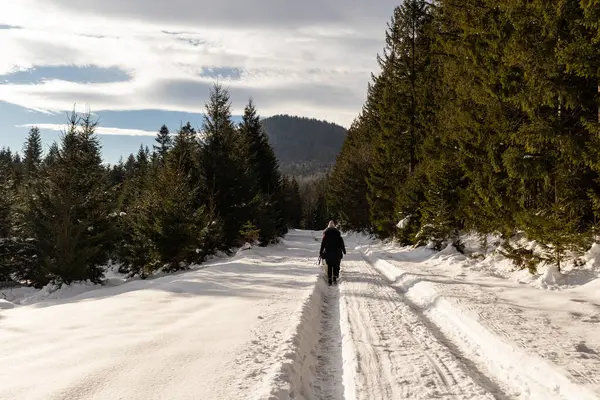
[326, 256, 341, 284]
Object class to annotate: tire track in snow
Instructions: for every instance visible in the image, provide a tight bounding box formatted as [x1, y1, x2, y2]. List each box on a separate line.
[313, 285, 345, 400]
[379, 257, 600, 399]
[338, 254, 500, 400]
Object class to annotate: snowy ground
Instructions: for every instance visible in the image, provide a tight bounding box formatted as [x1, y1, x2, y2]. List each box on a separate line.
[357, 235, 600, 400]
[1, 230, 599, 399]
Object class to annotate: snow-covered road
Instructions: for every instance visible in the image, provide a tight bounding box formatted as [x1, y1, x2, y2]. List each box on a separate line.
[337, 256, 502, 399]
[0, 231, 322, 400]
[1, 230, 599, 400]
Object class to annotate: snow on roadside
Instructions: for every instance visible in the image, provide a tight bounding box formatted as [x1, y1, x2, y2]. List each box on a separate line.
[19, 280, 102, 305]
[0, 285, 37, 304]
[339, 289, 359, 400]
[362, 250, 600, 400]
[357, 230, 600, 293]
[252, 278, 329, 400]
[0, 299, 15, 309]
[461, 233, 600, 291]
[0, 245, 244, 307]
[0, 230, 324, 400]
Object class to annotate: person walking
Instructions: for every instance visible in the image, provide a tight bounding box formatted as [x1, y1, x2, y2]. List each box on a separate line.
[319, 221, 346, 285]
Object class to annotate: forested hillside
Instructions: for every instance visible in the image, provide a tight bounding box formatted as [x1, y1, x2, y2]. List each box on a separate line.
[0, 85, 306, 287]
[327, 0, 600, 273]
[260, 115, 347, 176]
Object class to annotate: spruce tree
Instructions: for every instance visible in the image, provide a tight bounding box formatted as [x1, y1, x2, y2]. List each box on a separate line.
[281, 176, 303, 228]
[433, 0, 522, 242]
[0, 147, 12, 167]
[0, 179, 16, 282]
[44, 142, 59, 167]
[0, 169, 14, 282]
[238, 99, 287, 244]
[124, 153, 137, 177]
[201, 83, 251, 248]
[136, 145, 150, 173]
[0, 172, 40, 285]
[153, 124, 172, 164]
[10, 153, 23, 187]
[497, 1, 597, 264]
[0, 176, 12, 239]
[22, 127, 42, 181]
[119, 161, 219, 277]
[366, 1, 434, 239]
[169, 122, 205, 205]
[311, 192, 330, 231]
[25, 111, 115, 285]
[327, 81, 380, 233]
[109, 158, 127, 187]
[118, 146, 153, 211]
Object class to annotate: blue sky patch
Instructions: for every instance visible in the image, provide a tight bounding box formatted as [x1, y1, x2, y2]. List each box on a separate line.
[0, 101, 244, 164]
[199, 67, 242, 80]
[0, 65, 132, 85]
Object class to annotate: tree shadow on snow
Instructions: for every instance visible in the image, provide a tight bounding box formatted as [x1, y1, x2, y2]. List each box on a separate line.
[26, 261, 320, 309]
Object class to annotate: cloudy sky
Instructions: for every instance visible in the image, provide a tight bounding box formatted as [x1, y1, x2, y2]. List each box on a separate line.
[0, 0, 397, 162]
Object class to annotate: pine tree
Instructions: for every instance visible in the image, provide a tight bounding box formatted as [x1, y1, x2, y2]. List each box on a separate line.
[22, 127, 42, 181]
[119, 161, 219, 277]
[327, 82, 380, 233]
[0, 147, 12, 167]
[430, 0, 600, 261]
[24, 110, 116, 285]
[201, 83, 252, 248]
[311, 192, 330, 231]
[281, 176, 303, 228]
[366, 1, 435, 239]
[153, 124, 172, 163]
[238, 99, 287, 244]
[108, 158, 127, 187]
[0, 172, 39, 284]
[500, 2, 597, 264]
[297, 176, 329, 230]
[124, 153, 137, 176]
[136, 145, 150, 173]
[118, 146, 153, 211]
[10, 153, 23, 187]
[0, 175, 12, 239]
[0, 166, 15, 282]
[169, 122, 205, 203]
[44, 142, 59, 167]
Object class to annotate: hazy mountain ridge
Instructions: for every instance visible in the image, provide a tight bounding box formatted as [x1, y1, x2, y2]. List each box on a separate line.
[260, 114, 347, 176]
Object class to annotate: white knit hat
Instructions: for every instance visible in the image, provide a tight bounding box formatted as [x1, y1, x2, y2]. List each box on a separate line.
[328, 221, 336, 228]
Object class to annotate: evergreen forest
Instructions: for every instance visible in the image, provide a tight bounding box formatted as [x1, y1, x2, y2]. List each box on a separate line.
[0, 85, 304, 287]
[326, 0, 600, 272]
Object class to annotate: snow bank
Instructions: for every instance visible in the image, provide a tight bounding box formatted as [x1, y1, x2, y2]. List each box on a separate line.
[338, 291, 358, 400]
[19, 280, 102, 305]
[0, 286, 37, 304]
[2, 244, 249, 307]
[0, 299, 14, 309]
[365, 253, 600, 400]
[254, 278, 326, 400]
[367, 229, 600, 291]
[537, 264, 565, 289]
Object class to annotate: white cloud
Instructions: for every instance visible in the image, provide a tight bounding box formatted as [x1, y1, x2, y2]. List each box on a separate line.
[17, 123, 156, 136]
[0, 0, 396, 127]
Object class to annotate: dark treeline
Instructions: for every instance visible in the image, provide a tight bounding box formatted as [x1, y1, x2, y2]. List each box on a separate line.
[327, 0, 600, 272]
[0, 84, 303, 287]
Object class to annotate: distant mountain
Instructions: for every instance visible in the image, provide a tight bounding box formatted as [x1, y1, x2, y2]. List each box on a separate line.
[260, 114, 347, 176]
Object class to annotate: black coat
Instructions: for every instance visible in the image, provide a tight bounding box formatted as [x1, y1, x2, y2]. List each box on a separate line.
[320, 227, 346, 261]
